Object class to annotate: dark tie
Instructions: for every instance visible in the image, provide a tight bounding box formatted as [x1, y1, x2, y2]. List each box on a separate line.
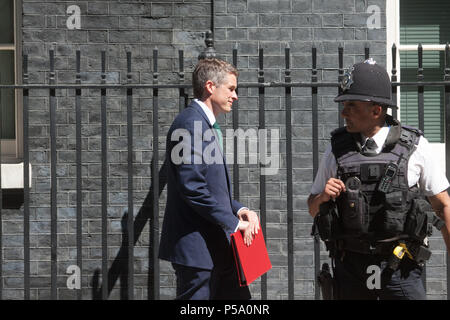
[362, 137, 377, 155]
[212, 122, 223, 150]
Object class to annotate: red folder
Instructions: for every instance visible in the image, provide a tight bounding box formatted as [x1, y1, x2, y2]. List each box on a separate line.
[230, 223, 272, 287]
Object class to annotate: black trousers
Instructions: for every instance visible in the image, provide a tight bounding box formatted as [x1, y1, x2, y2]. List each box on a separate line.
[334, 251, 426, 300]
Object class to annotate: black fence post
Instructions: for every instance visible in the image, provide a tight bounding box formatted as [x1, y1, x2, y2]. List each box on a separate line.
[22, 54, 30, 301]
[285, 44, 294, 300]
[338, 46, 344, 127]
[417, 43, 426, 291]
[232, 45, 240, 201]
[126, 51, 134, 300]
[391, 44, 398, 120]
[49, 48, 58, 300]
[150, 48, 160, 300]
[258, 47, 267, 300]
[418, 44, 425, 133]
[178, 50, 187, 112]
[100, 50, 108, 300]
[311, 46, 321, 300]
[365, 45, 370, 60]
[75, 50, 83, 300]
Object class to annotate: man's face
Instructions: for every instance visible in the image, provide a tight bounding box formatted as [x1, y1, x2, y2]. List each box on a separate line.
[210, 73, 238, 116]
[341, 100, 378, 134]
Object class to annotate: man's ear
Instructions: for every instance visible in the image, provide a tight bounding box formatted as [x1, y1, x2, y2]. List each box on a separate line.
[205, 80, 215, 95]
[372, 104, 383, 118]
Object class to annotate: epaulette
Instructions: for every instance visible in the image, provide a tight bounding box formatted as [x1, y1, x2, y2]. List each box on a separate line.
[330, 126, 347, 137]
[401, 125, 423, 137]
[330, 127, 359, 159]
[397, 126, 421, 155]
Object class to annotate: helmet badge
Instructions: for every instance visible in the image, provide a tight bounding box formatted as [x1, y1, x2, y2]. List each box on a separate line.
[340, 66, 354, 92]
[364, 58, 377, 65]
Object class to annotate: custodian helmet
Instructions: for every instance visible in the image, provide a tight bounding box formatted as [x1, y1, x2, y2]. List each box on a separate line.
[334, 58, 397, 108]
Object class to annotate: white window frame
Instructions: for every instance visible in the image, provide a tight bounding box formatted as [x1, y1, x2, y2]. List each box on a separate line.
[0, 0, 22, 162]
[0, 0, 29, 192]
[386, 0, 446, 171]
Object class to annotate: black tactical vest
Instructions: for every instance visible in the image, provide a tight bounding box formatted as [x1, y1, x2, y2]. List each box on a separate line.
[331, 116, 423, 242]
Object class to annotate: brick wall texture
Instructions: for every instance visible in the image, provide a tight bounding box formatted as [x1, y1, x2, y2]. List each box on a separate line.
[3, 0, 446, 299]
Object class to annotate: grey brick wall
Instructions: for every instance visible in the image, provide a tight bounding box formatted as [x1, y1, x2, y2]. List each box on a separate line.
[4, 0, 445, 300]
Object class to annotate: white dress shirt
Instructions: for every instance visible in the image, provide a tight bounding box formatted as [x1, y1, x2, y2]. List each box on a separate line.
[194, 99, 216, 126]
[310, 125, 450, 197]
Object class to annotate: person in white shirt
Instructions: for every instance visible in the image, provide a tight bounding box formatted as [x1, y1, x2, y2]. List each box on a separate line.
[308, 59, 450, 300]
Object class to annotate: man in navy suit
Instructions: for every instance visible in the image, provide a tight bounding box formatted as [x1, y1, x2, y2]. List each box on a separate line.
[159, 58, 260, 300]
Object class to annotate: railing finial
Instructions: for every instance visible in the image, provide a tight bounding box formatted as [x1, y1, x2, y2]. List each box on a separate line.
[198, 30, 216, 60]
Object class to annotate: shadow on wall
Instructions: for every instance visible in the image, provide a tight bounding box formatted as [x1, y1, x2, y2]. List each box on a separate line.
[91, 157, 168, 300]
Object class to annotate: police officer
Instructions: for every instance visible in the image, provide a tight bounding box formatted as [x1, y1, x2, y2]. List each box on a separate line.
[308, 58, 450, 300]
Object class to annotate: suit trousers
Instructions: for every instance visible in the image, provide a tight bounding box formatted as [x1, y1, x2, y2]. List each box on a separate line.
[172, 246, 251, 300]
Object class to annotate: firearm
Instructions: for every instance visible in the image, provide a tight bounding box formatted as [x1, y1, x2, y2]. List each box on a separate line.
[317, 263, 334, 300]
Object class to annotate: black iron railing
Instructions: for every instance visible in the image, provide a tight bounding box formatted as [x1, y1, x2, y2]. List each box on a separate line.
[0, 42, 449, 300]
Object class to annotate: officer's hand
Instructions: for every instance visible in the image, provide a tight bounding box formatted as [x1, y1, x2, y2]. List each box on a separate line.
[322, 178, 346, 201]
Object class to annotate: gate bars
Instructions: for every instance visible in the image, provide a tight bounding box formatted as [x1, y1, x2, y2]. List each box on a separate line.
[0, 43, 449, 299]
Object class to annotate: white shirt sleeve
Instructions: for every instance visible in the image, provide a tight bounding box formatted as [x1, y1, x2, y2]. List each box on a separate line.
[310, 143, 337, 195]
[409, 136, 450, 196]
[234, 207, 249, 232]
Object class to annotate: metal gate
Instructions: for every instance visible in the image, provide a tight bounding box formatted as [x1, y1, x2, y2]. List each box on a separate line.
[0, 40, 450, 300]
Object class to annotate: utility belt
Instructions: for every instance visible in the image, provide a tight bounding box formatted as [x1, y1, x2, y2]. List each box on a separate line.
[338, 238, 394, 256]
[338, 238, 431, 261]
[336, 238, 433, 272]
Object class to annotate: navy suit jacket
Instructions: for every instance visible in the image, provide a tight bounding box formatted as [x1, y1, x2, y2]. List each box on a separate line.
[159, 101, 243, 270]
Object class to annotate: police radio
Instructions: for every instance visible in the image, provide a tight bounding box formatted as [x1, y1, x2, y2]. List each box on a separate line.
[377, 162, 398, 193]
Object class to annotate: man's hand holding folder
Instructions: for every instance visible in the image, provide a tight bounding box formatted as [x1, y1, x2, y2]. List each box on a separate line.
[237, 209, 260, 246]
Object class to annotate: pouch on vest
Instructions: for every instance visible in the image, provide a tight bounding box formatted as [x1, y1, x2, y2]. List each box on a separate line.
[315, 201, 341, 241]
[404, 198, 444, 241]
[380, 190, 409, 236]
[337, 190, 369, 236]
